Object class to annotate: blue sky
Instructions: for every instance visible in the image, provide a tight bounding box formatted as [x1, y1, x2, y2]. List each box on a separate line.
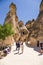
[0, 0, 41, 24]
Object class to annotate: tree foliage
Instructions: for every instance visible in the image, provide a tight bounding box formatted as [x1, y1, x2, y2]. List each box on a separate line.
[0, 23, 14, 40]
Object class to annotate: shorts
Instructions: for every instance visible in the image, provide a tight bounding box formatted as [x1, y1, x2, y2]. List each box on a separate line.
[17, 47, 20, 51]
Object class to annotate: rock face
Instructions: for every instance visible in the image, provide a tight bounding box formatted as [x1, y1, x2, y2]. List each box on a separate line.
[4, 3, 29, 42]
[4, 3, 20, 42]
[18, 20, 29, 41]
[4, 0, 43, 44]
[4, 3, 19, 33]
[0, 0, 43, 57]
[40, 0, 43, 12]
[25, 0, 43, 43]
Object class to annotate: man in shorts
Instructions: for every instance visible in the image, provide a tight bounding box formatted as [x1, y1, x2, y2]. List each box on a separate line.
[16, 41, 20, 53]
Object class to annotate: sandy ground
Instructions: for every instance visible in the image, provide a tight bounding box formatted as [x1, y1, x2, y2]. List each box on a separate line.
[0, 42, 43, 65]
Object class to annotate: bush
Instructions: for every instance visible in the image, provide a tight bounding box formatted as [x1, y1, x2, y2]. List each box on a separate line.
[0, 23, 14, 40]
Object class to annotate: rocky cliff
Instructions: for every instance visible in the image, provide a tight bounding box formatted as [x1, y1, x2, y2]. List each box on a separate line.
[25, 0, 43, 42]
[4, 0, 43, 44]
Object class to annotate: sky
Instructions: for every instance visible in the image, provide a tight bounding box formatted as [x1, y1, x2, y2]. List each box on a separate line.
[0, 0, 41, 25]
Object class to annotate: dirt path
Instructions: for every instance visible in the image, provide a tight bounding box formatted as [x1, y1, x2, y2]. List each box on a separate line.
[0, 42, 43, 65]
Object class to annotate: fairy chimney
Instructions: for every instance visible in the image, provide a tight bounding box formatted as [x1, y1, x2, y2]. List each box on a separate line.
[40, 0, 43, 12]
[4, 3, 19, 33]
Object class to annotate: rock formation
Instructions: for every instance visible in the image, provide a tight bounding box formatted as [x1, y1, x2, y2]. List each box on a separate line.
[2, 0, 43, 45]
[4, 3, 20, 42]
[0, 0, 43, 58]
[4, 3, 29, 42]
[19, 21, 29, 41]
[34, 0, 43, 41]
[4, 3, 19, 33]
[25, 0, 43, 44]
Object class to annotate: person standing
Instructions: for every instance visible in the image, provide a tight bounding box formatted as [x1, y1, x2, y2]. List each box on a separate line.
[20, 41, 24, 54]
[37, 40, 39, 47]
[16, 41, 20, 53]
[40, 41, 43, 54]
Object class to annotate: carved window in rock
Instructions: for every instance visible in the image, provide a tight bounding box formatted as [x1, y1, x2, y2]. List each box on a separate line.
[21, 29, 28, 35]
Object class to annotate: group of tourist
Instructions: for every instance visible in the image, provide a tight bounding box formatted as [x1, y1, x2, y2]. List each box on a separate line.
[0, 40, 43, 59]
[3, 46, 11, 54]
[37, 40, 43, 54]
[0, 46, 11, 59]
[15, 41, 24, 54]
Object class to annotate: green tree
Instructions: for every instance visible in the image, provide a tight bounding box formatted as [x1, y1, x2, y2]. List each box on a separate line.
[0, 23, 14, 40]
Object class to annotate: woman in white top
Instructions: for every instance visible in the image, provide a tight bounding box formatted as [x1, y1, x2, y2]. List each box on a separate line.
[20, 41, 24, 54]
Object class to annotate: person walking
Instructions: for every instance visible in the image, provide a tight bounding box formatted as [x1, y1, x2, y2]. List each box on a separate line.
[16, 41, 20, 53]
[20, 41, 24, 54]
[40, 42, 43, 54]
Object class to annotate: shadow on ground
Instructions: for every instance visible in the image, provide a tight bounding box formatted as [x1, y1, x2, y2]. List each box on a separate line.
[25, 42, 41, 54]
